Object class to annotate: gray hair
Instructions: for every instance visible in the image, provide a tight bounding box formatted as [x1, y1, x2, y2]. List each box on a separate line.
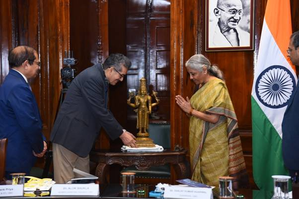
[103, 53, 132, 70]
[185, 54, 224, 80]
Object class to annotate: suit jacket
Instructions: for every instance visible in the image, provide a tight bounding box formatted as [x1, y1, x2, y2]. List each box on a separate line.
[50, 64, 123, 157]
[0, 70, 44, 176]
[282, 80, 299, 171]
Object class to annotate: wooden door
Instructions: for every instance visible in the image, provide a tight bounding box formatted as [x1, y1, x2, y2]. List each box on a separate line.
[125, 0, 171, 134]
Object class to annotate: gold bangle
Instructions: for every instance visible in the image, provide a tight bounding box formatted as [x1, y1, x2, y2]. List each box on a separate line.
[189, 108, 193, 115]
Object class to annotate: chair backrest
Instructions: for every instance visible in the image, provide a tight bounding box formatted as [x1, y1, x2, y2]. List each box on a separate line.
[148, 122, 170, 149]
[0, 138, 8, 184]
[121, 123, 171, 183]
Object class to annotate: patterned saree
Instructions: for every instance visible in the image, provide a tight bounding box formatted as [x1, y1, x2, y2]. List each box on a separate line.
[189, 78, 247, 193]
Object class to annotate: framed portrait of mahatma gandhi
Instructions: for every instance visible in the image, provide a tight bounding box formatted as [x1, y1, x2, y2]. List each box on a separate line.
[205, 0, 254, 52]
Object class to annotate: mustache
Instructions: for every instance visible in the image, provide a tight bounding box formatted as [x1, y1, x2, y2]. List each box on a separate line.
[229, 18, 240, 23]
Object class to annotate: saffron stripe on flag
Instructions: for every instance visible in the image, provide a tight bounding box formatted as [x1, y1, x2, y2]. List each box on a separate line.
[251, 0, 296, 193]
[265, 0, 294, 69]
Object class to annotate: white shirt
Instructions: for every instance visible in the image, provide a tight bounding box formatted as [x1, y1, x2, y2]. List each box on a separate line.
[12, 68, 28, 83]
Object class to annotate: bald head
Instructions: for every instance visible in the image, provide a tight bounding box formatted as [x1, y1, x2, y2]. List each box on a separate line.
[217, 0, 243, 8]
[8, 46, 37, 69]
[214, 0, 244, 33]
[8, 46, 40, 80]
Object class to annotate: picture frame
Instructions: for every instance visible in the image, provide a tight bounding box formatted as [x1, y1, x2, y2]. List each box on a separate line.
[205, 0, 254, 52]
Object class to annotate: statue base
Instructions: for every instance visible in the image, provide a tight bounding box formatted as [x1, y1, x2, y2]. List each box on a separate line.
[136, 137, 156, 148]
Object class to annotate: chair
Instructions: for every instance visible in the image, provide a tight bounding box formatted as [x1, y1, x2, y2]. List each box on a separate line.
[148, 122, 171, 149]
[0, 138, 8, 184]
[122, 122, 171, 183]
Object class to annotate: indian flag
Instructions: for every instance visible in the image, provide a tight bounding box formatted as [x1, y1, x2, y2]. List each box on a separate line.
[251, 0, 296, 192]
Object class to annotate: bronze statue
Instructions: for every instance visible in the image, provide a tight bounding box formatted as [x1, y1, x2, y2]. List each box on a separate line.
[127, 77, 159, 147]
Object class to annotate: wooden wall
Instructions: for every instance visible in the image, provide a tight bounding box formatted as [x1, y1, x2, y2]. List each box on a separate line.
[0, 0, 69, 141]
[1, 0, 299, 186]
[176, 0, 299, 187]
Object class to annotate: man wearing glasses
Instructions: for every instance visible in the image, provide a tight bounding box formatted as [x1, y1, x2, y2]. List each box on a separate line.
[51, 53, 137, 184]
[209, 0, 250, 47]
[0, 46, 47, 180]
[282, 30, 299, 180]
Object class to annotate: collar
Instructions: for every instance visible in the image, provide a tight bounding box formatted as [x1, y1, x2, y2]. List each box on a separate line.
[99, 64, 109, 84]
[12, 68, 28, 83]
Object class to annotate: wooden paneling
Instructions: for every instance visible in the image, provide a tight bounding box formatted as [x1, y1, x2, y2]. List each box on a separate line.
[69, 0, 110, 149]
[170, 0, 299, 187]
[0, 0, 69, 170]
[125, 0, 146, 127]
[39, 0, 70, 140]
[1, 0, 299, 187]
[0, 0, 69, 140]
[203, 52, 254, 129]
[123, 0, 171, 135]
[240, 131, 256, 188]
[108, 0, 129, 151]
[149, 16, 170, 121]
[0, 0, 13, 83]
[70, 0, 100, 73]
[170, 0, 199, 150]
[290, 0, 299, 33]
[175, 0, 256, 186]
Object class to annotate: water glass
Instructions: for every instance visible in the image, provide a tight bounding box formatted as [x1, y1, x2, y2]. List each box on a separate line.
[11, 173, 26, 185]
[121, 172, 136, 194]
[272, 175, 291, 199]
[219, 176, 234, 199]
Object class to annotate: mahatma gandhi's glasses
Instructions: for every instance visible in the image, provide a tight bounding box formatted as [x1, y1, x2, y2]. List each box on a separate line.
[217, 7, 243, 16]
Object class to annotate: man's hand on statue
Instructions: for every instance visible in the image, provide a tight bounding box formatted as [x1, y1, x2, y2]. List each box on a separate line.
[120, 130, 137, 148]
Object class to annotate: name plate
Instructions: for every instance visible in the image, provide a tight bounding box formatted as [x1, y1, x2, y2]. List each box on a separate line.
[51, 184, 99, 196]
[164, 186, 212, 199]
[0, 185, 23, 197]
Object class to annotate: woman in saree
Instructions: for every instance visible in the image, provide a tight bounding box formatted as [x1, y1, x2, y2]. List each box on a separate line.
[175, 54, 247, 195]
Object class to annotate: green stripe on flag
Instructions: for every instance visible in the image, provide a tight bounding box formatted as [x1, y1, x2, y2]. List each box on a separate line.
[252, 96, 289, 192]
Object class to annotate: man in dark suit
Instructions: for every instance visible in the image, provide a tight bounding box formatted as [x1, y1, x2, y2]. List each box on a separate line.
[0, 46, 47, 179]
[282, 30, 299, 179]
[50, 53, 137, 183]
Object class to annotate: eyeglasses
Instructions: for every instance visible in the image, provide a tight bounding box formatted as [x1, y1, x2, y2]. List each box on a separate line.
[217, 7, 243, 16]
[34, 61, 41, 67]
[28, 59, 41, 66]
[287, 48, 293, 54]
[113, 68, 125, 79]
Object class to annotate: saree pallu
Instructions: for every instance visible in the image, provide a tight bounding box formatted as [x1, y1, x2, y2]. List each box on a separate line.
[189, 78, 248, 192]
